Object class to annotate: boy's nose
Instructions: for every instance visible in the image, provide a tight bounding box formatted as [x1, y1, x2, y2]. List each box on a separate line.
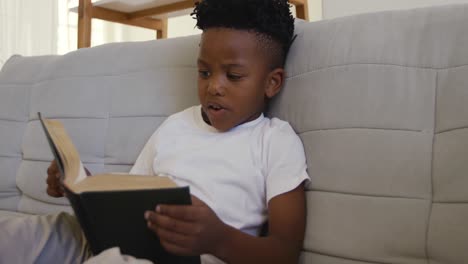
[207, 79, 225, 96]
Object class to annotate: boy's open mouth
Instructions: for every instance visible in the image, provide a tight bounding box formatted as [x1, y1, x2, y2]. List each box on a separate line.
[207, 102, 225, 112]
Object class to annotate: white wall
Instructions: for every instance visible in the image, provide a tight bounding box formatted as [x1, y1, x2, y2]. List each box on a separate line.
[323, 0, 468, 19]
[309, 0, 323, 21]
[0, 0, 58, 67]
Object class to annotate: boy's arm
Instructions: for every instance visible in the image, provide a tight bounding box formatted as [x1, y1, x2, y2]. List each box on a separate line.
[214, 183, 306, 264]
[145, 183, 306, 264]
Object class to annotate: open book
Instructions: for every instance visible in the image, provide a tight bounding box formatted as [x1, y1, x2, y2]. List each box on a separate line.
[38, 113, 200, 264]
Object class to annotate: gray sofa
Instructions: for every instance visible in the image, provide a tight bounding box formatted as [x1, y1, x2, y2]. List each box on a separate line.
[1, 4, 468, 264]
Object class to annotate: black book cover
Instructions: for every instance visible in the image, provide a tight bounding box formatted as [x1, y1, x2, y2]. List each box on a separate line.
[38, 113, 200, 264]
[65, 186, 200, 264]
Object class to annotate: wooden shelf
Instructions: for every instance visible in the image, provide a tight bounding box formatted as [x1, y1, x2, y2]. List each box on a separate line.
[74, 0, 309, 48]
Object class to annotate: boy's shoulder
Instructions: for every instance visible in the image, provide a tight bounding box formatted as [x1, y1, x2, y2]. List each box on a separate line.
[263, 116, 294, 131]
[160, 105, 199, 126]
[149, 106, 198, 137]
[258, 117, 305, 151]
[260, 116, 298, 137]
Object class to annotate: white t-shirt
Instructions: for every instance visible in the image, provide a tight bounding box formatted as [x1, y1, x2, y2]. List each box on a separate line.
[130, 105, 309, 264]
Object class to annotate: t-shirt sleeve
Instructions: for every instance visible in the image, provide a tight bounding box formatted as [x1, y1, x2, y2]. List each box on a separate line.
[265, 122, 310, 203]
[129, 130, 159, 176]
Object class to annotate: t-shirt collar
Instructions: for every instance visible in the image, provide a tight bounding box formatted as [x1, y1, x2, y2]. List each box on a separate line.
[196, 105, 264, 133]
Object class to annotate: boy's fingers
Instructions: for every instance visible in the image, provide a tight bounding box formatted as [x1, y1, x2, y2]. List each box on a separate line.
[46, 175, 54, 185]
[46, 174, 60, 187]
[156, 196, 207, 220]
[46, 188, 56, 197]
[157, 205, 199, 221]
[48, 159, 58, 171]
[190, 195, 204, 206]
[45, 160, 64, 198]
[47, 165, 56, 176]
[46, 187, 62, 197]
[148, 211, 197, 235]
[46, 177, 58, 189]
[156, 224, 193, 246]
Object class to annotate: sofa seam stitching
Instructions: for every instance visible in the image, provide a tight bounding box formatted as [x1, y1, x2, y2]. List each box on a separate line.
[304, 250, 389, 264]
[285, 63, 468, 80]
[307, 190, 427, 201]
[0, 65, 197, 86]
[424, 69, 438, 264]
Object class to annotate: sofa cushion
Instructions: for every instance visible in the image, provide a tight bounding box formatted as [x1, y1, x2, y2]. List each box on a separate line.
[269, 3, 468, 264]
[0, 35, 201, 214]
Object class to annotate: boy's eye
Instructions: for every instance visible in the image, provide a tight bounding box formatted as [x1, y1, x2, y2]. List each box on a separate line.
[198, 70, 210, 78]
[227, 73, 243, 81]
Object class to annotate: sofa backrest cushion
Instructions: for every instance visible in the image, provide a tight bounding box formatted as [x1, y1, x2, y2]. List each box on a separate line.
[269, 4, 468, 264]
[0, 35, 200, 214]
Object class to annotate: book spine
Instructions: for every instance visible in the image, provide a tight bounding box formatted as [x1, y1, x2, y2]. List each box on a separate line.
[64, 186, 101, 254]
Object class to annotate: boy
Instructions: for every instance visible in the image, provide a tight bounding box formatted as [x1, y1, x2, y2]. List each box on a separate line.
[7, 0, 309, 263]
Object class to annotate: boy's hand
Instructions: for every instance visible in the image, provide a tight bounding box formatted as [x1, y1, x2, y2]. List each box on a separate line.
[145, 195, 227, 256]
[46, 160, 64, 197]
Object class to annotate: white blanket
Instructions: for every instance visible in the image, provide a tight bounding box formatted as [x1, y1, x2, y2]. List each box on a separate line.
[0, 213, 151, 264]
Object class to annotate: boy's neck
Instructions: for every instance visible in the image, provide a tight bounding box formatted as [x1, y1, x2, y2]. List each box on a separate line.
[200, 108, 264, 130]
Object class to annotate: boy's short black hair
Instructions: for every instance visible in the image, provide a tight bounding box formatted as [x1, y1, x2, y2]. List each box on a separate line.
[191, 0, 295, 68]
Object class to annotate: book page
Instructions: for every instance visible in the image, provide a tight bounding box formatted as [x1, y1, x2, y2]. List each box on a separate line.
[75, 161, 88, 184]
[38, 113, 179, 194]
[72, 174, 178, 193]
[43, 119, 82, 187]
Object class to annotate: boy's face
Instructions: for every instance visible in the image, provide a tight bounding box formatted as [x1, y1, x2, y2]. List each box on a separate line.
[197, 28, 284, 132]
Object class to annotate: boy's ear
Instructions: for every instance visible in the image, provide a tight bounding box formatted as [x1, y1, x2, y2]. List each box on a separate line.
[265, 68, 285, 99]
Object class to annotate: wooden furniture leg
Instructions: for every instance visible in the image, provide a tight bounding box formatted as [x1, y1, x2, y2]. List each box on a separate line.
[78, 0, 92, 48]
[291, 0, 309, 21]
[157, 18, 168, 39]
